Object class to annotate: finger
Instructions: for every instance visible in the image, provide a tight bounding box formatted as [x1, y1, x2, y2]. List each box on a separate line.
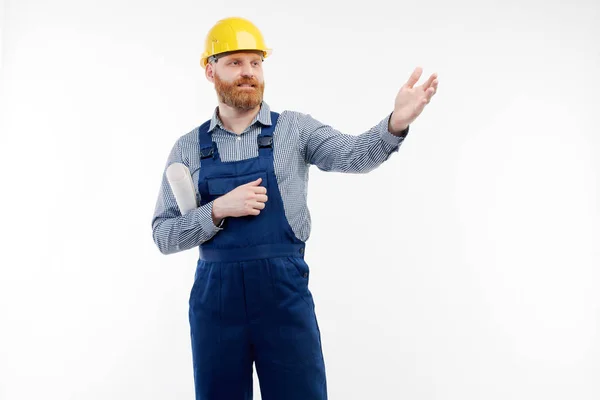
[430, 79, 438, 91]
[254, 194, 268, 203]
[423, 87, 435, 102]
[245, 202, 262, 214]
[251, 185, 267, 194]
[404, 67, 423, 89]
[421, 73, 437, 91]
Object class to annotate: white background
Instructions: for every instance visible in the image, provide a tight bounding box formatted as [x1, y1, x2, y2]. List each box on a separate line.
[1, 0, 599, 399]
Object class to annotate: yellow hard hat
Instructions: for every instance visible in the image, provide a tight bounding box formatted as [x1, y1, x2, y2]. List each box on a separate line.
[200, 17, 272, 69]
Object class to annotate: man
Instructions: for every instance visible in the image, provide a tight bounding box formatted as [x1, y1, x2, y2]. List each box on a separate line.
[151, 16, 438, 400]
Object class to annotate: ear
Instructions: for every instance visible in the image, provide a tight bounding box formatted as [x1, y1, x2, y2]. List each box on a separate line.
[205, 63, 215, 83]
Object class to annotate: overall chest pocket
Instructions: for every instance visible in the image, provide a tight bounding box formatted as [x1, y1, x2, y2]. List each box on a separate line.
[206, 171, 268, 195]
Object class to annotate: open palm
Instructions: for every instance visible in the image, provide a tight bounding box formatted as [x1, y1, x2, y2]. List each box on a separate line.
[389, 67, 438, 133]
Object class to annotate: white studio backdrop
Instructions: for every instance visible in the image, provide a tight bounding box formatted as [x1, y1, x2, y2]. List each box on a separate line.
[0, 0, 599, 399]
[0, 0, 4, 69]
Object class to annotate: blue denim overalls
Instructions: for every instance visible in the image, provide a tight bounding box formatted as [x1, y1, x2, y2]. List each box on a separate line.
[188, 111, 327, 399]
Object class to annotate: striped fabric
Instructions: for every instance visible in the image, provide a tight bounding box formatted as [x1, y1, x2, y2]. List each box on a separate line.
[151, 101, 408, 255]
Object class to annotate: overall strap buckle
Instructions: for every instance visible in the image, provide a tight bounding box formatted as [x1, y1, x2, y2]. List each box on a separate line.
[200, 145, 214, 159]
[257, 136, 273, 148]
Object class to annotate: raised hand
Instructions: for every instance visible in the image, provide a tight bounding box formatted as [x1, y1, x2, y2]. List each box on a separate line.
[389, 67, 438, 134]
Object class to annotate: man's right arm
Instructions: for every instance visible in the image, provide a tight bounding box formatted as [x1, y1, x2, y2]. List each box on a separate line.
[151, 139, 224, 255]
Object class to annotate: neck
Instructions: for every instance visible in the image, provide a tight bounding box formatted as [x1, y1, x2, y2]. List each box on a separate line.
[217, 102, 261, 135]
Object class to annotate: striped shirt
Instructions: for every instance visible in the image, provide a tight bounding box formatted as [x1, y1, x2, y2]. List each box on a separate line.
[151, 101, 409, 255]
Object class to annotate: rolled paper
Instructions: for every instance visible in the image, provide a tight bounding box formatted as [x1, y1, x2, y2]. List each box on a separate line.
[166, 162, 197, 214]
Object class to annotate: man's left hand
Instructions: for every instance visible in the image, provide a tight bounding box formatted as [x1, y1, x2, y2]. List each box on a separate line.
[389, 67, 438, 135]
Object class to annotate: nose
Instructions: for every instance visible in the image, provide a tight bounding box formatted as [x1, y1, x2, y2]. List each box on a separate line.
[240, 63, 253, 78]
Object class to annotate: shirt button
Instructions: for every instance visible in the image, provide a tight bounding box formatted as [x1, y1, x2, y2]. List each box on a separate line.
[303, 273, 308, 278]
[237, 136, 241, 141]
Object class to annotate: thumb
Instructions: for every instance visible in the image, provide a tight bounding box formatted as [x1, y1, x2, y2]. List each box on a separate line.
[244, 177, 262, 186]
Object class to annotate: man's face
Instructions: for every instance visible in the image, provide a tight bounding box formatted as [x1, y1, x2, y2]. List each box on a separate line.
[207, 51, 265, 110]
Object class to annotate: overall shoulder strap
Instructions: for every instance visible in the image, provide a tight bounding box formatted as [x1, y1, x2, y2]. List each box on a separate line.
[197, 119, 219, 164]
[257, 111, 279, 151]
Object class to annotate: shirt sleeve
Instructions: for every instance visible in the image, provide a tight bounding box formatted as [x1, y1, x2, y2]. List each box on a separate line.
[151, 138, 224, 255]
[297, 111, 409, 173]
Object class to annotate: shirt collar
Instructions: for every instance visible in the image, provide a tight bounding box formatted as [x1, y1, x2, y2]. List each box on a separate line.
[208, 101, 272, 133]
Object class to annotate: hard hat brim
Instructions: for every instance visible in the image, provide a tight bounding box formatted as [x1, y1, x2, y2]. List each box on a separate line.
[200, 48, 272, 68]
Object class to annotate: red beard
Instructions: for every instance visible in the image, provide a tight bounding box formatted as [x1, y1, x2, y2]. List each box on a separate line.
[214, 74, 265, 110]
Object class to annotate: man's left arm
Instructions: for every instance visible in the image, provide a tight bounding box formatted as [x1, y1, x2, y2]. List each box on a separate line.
[298, 111, 409, 173]
[299, 66, 438, 173]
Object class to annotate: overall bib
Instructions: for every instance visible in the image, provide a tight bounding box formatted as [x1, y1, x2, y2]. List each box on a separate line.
[189, 112, 327, 399]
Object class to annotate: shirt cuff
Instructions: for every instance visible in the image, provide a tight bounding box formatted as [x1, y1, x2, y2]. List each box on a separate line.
[195, 200, 225, 237]
[379, 113, 409, 150]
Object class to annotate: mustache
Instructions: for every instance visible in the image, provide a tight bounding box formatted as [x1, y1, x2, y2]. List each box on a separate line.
[234, 77, 260, 86]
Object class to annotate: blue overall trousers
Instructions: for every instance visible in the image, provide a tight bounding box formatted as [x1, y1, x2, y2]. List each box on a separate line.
[189, 112, 328, 399]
